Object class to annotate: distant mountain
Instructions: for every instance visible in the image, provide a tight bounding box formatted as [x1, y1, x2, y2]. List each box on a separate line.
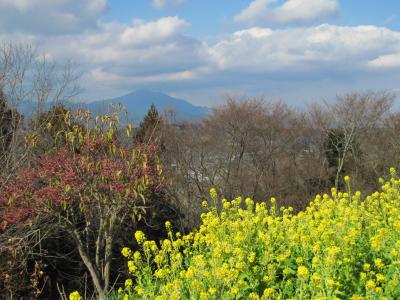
[17, 90, 211, 123]
[85, 90, 210, 123]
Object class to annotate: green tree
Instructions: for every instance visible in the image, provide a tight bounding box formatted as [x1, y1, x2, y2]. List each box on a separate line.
[29, 104, 78, 154]
[136, 104, 164, 146]
[0, 85, 21, 171]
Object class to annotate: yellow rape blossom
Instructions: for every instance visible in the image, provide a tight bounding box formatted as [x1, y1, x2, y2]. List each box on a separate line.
[121, 247, 131, 258]
[134, 230, 146, 244]
[117, 169, 400, 299]
[69, 291, 81, 300]
[297, 266, 309, 277]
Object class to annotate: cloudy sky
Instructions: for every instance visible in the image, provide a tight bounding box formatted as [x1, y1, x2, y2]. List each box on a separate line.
[1, 0, 400, 106]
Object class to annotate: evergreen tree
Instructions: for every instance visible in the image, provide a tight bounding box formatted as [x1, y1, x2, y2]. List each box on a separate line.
[0, 85, 17, 158]
[30, 103, 71, 136]
[29, 103, 83, 155]
[136, 103, 164, 145]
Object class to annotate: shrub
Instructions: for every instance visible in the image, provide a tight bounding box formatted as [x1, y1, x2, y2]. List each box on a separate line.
[0, 109, 165, 299]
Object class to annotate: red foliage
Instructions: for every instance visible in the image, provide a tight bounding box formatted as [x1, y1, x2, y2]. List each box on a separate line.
[0, 137, 163, 230]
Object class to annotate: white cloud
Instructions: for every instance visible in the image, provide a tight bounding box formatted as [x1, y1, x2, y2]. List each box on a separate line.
[0, 0, 107, 34]
[210, 24, 400, 73]
[152, 0, 186, 9]
[235, 0, 338, 25]
[1, 1, 400, 104]
[4, 21, 400, 102]
[12, 16, 210, 99]
[368, 53, 400, 69]
[120, 17, 189, 46]
[85, 67, 196, 86]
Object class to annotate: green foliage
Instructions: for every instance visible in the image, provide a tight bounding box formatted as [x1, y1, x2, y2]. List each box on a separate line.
[31, 104, 71, 134]
[0, 85, 20, 160]
[136, 104, 163, 145]
[28, 104, 81, 154]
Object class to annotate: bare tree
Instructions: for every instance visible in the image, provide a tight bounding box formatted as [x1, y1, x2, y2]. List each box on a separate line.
[359, 110, 400, 188]
[0, 41, 81, 179]
[163, 92, 397, 225]
[328, 92, 394, 189]
[162, 97, 315, 226]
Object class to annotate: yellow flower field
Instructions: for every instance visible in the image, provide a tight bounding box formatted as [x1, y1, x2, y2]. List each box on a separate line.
[115, 170, 400, 299]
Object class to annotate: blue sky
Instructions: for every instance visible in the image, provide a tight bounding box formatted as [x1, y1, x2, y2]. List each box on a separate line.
[104, 1, 400, 35]
[0, 0, 400, 106]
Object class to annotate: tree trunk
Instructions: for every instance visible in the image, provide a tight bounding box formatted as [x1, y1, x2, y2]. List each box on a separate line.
[71, 229, 106, 299]
[103, 214, 116, 292]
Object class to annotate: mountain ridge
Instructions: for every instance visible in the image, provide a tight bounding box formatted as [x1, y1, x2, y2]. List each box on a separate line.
[98, 89, 210, 122]
[17, 89, 211, 123]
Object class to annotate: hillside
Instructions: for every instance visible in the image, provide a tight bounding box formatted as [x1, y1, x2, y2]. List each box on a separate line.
[17, 90, 211, 123]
